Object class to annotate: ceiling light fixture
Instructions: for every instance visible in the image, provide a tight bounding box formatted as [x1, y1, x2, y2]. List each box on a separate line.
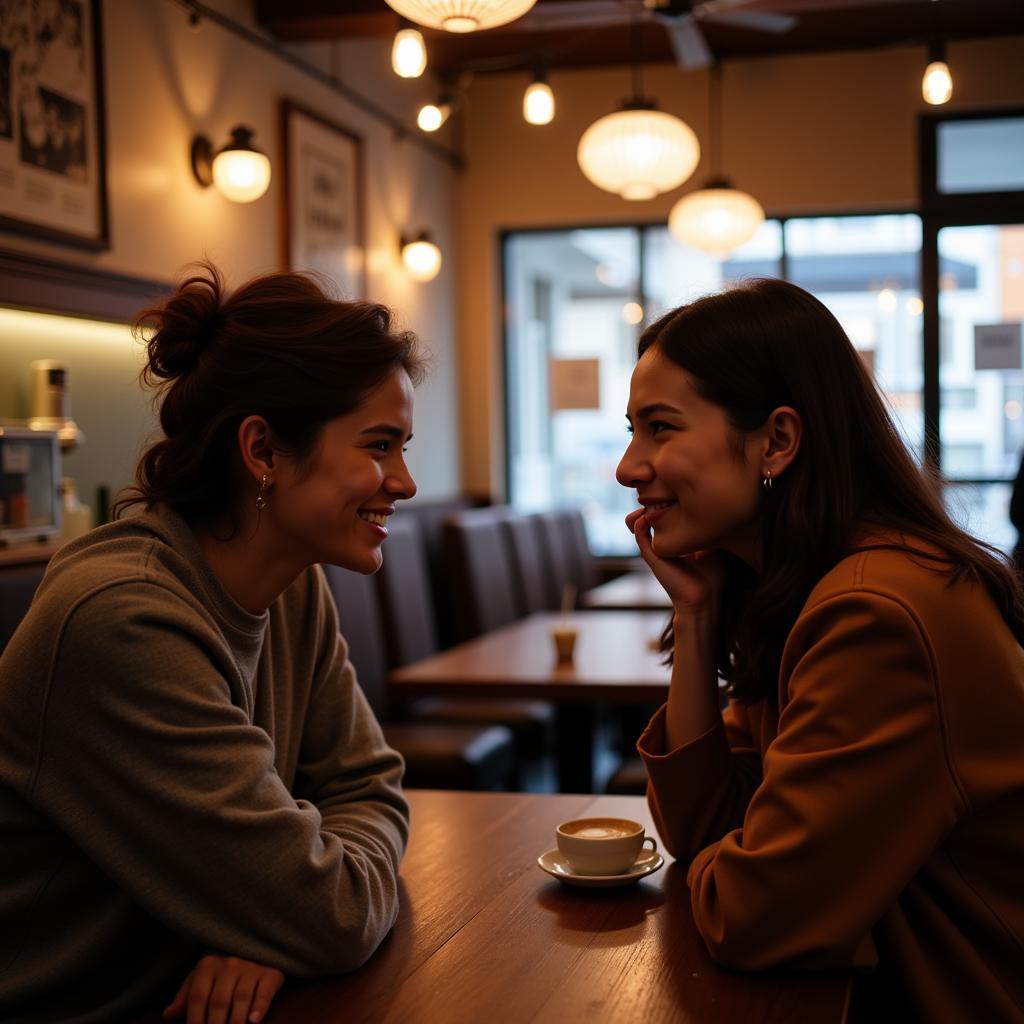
[922, 38, 953, 105]
[392, 22, 427, 78]
[523, 67, 554, 125]
[401, 231, 443, 282]
[384, 0, 537, 33]
[668, 64, 764, 256]
[576, 12, 698, 200]
[191, 126, 271, 203]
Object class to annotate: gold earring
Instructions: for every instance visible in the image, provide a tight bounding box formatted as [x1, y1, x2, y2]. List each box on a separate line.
[762, 470, 773, 490]
[255, 474, 269, 511]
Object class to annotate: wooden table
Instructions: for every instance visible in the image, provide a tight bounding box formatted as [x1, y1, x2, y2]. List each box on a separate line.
[138, 791, 850, 1023]
[583, 570, 672, 611]
[390, 612, 671, 792]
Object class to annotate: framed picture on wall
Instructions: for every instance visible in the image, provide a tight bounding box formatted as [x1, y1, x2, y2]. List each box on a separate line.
[0, 0, 109, 250]
[282, 100, 366, 300]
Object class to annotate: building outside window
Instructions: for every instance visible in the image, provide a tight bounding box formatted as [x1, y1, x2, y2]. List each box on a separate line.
[503, 212, 976, 556]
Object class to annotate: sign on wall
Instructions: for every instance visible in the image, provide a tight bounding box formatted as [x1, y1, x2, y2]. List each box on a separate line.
[281, 100, 365, 300]
[550, 358, 601, 411]
[0, 0, 109, 250]
[974, 322, 1023, 371]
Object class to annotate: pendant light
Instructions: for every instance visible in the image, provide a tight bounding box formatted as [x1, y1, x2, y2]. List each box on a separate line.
[392, 22, 427, 78]
[668, 64, 764, 255]
[523, 64, 555, 125]
[383, 0, 537, 33]
[922, 38, 953, 105]
[576, 14, 699, 201]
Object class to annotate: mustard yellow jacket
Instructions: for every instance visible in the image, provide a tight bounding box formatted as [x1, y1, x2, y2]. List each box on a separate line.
[640, 538, 1024, 1022]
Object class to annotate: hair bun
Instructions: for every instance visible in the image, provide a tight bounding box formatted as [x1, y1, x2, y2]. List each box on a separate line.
[140, 263, 226, 381]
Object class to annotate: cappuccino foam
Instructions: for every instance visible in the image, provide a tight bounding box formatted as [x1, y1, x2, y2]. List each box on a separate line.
[573, 826, 631, 839]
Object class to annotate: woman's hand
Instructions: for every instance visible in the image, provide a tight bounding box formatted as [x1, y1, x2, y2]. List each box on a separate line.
[626, 508, 725, 613]
[163, 954, 284, 1024]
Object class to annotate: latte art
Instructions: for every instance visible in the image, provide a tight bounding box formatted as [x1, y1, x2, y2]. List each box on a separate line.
[555, 816, 657, 876]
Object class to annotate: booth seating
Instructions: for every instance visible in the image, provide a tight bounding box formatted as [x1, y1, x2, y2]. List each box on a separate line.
[442, 507, 522, 641]
[533, 511, 580, 609]
[377, 516, 554, 781]
[501, 514, 551, 615]
[399, 496, 482, 650]
[321, 563, 515, 791]
[558, 508, 601, 595]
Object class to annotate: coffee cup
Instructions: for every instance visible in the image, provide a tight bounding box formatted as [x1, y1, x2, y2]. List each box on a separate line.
[551, 624, 578, 663]
[556, 817, 657, 875]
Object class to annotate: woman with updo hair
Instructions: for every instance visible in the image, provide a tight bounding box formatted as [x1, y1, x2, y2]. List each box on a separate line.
[0, 262, 422, 1023]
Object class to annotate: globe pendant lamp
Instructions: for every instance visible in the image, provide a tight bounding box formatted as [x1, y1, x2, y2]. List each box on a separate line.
[668, 64, 763, 255]
[668, 176, 765, 255]
[576, 21, 698, 201]
[578, 100, 700, 201]
[383, 0, 537, 33]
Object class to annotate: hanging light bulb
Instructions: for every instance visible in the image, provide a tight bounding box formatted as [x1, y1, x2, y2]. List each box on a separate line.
[578, 100, 699, 200]
[417, 97, 453, 132]
[523, 72, 554, 126]
[922, 40, 953, 105]
[384, 0, 537, 33]
[392, 25, 427, 78]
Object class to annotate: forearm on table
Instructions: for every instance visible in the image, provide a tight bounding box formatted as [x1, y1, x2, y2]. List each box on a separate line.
[664, 607, 721, 750]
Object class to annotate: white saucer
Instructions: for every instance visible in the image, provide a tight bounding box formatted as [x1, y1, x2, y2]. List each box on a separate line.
[537, 847, 665, 888]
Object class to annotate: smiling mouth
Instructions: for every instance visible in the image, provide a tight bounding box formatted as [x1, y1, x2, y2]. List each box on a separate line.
[358, 511, 389, 527]
[643, 501, 675, 512]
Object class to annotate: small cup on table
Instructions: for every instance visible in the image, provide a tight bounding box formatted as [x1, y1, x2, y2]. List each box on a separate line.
[556, 817, 657, 875]
[550, 623, 578, 663]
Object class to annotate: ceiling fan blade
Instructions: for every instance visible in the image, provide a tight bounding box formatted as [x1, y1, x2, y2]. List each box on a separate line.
[703, 9, 798, 33]
[663, 14, 713, 69]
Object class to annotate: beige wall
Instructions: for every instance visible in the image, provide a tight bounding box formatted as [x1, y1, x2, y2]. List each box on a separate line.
[0, 0, 461, 504]
[457, 35, 1024, 498]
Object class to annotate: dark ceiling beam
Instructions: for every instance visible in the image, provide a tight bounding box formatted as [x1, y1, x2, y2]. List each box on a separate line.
[254, 0, 400, 40]
[254, 0, 1024, 77]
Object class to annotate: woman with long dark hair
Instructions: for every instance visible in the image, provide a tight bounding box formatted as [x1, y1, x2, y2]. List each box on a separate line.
[618, 278, 1024, 1021]
[0, 263, 423, 1023]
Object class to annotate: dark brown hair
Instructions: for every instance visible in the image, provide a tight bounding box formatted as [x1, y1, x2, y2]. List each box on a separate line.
[115, 261, 425, 529]
[638, 278, 1024, 702]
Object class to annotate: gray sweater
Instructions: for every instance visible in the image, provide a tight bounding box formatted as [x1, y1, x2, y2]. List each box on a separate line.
[0, 506, 409, 1022]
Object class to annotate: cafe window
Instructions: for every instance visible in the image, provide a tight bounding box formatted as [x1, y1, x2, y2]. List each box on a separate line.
[503, 213, 923, 556]
[923, 108, 1024, 554]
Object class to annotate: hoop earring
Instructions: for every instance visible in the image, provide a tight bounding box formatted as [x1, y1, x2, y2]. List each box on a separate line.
[255, 474, 269, 512]
[762, 470, 773, 490]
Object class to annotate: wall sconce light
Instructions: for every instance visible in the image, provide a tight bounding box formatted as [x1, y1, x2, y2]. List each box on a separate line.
[191, 125, 271, 203]
[401, 231, 442, 282]
[922, 39, 953, 105]
[392, 22, 427, 78]
[417, 96, 455, 132]
[523, 69, 555, 126]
